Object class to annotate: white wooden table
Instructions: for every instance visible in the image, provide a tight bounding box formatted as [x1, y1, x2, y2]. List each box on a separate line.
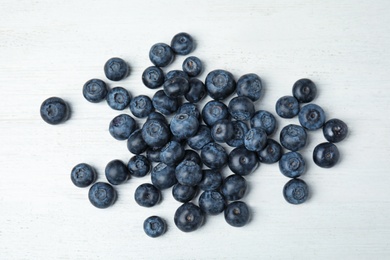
[1, 0, 389, 259]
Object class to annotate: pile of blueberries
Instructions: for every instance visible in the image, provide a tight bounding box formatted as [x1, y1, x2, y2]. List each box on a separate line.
[40, 32, 348, 238]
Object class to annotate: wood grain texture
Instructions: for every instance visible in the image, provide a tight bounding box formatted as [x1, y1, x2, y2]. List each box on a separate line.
[1, 0, 390, 259]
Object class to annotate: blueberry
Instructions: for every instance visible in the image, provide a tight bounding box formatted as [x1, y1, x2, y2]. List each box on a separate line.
[199, 191, 226, 215]
[170, 113, 199, 140]
[299, 104, 326, 131]
[182, 56, 202, 77]
[175, 160, 203, 186]
[165, 70, 189, 81]
[143, 216, 166, 238]
[283, 178, 309, 204]
[279, 124, 307, 151]
[106, 87, 131, 110]
[159, 141, 185, 166]
[211, 119, 234, 143]
[127, 129, 148, 155]
[142, 66, 165, 89]
[257, 139, 283, 164]
[236, 73, 263, 101]
[228, 146, 259, 176]
[313, 142, 340, 168]
[200, 142, 228, 169]
[221, 174, 247, 201]
[228, 96, 255, 121]
[127, 155, 151, 177]
[152, 90, 179, 115]
[202, 100, 229, 126]
[147, 111, 168, 124]
[171, 32, 194, 55]
[323, 119, 348, 143]
[250, 110, 277, 136]
[82, 79, 108, 103]
[105, 159, 129, 185]
[177, 102, 200, 119]
[88, 182, 117, 209]
[151, 163, 177, 190]
[71, 163, 97, 188]
[149, 43, 174, 67]
[174, 202, 204, 232]
[185, 78, 206, 103]
[146, 147, 162, 163]
[129, 95, 154, 118]
[141, 119, 171, 148]
[183, 149, 202, 166]
[40, 97, 70, 125]
[292, 78, 317, 103]
[172, 183, 198, 203]
[198, 169, 223, 191]
[205, 69, 236, 100]
[187, 125, 213, 150]
[244, 127, 267, 152]
[104, 57, 129, 81]
[224, 201, 250, 227]
[275, 95, 299, 118]
[109, 114, 137, 141]
[134, 183, 161, 207]
[163, 77, 190, 98]
[226, 120, 249, 147]
[279, 151, 306, 178]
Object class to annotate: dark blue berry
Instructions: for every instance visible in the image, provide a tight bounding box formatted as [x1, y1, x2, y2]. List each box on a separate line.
[175, 160, 202, 186]
[280, 124, 307, 151]
[244, 127, 267, 152]
[279, 152, 306, 178]
[174, 202, 204, 232]
[205, 69, 236, 100]
[250, 110, 276, 136]
[224, 201, 250, 227]
[292, 78, 317, 103]
[228, 96, 255, 121]
[313, 142, 340, 168]
[185, 78, 206, 103]
[236, 73, 263, 101]
[71, 163, 97, 188]
[171, 32, 194, 55]
[170, 113, 199, 140]
[130, 95, 154, 118]
[200, 142, 228, 169]
[40, 97, 70, 125]
[147, 111, 167, 124]
[283, 178, 309, 204]
[149, 43, 174, 67]
[159, 141, 185, 166]
[152, 90, 179, 115]
[146, 147, 162, 163]
[323, 119, 348, 143]
[151, 163, 177, 190]
[275, 95, 299, 118]
[141, 119, 171, 148]
[143, 216, 166, 238]
[182, 56, 202, 77]
[106, 87, 131, 110]
[187, 125, 213, 150]
[163, 77, 189, 98]
[177, 102, 200, 119]
[142, 66, 165, 89]
[165, 70, 189, 81]
[127, 155, 151, 177]
[104, 57, 129, 81]
[105, 159, 129, 185]
[199, 191, 226, 215]
[211, 119, 234, 143]
[228, 146, 259, 176]
[257, 139, 283, 164]
[127, 129, 148, 155]
[172, 183, 198, 203]
[221, 174, 247, 201]
[226, 120, 249, 147]
[299, 103, 326, 131]
[109, 114, 137, 140]
[183, 149, 202, 166]
[88, 182, 117, 209]
[198, 169, 223, 191]
[202, 100, 229, 126]
[83, 79, 108, 103]
[134, 183, 161, 207]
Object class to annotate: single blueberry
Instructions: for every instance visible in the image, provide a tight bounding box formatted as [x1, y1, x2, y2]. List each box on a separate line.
[104, 57, 129, 81]
[40, 97, 70, 125]
[159, 141, 185, 166]
[142, 119, 171, 148]
[149, 43, 174, 67]
[279, 124, 307, 151]
[82, 79, 108, 103]
[228, 96, 255, 121]
[177, 102, 200, 119]
[134, 183, 161, 207]
[88, 182, 117, 209]
[199, 191, 226, 215]
[250, 110, 276, 136]
[187, 125, 213, 150]
[228, 146, 259, 176]
[109, 114, 137, 141]
[151, 163, 177, 190]
[221, 174, 247, 201]
[71, 163, 97, 188]
[105, 159, 130, 185]
[185, 78, 206, 103]
[143, 216, 166, 238]
[152, 90, 179, 115]
[205, 69, 236, 100]
[202, 100, 229, 126]
[313, 142, 340, 168]
[323, 119, 348, 143]
[226, 120, 249, 147]
[127, 129, 148, 155]
[299, 103, 326, 131]
[171, 32, 194, 55]
[175, 160, 203, 186]
[257, 139, 283, 164]
[142, 66, 165, 89]
[275, 95, 299, 118]
[163, 76, 190, 98]
[279, 151, 306, 178]
[283, 178, 309, 204]
[174, 202, 204, 232]
[172, 183, 198, 203]
[127, 155, 151, 178]
[182, 56, 202, 77]
[129, 95, 154, 118]
[165, 70, 189, 81]
[146, 147, 162, 163]
[236, 73, 263, 101]
[224, 201, 250, 227]
[211, 119, 234, 143]
[244, 127, 267, 152]
[200, 142, 228, 169]
[106, 87, 131, 110]
[183, 149, 202, 166]
[292, 78, 317, 103]
[147, 111, 168, 124]
[198, 169, 223, 191]
[170, 113, 199, 140]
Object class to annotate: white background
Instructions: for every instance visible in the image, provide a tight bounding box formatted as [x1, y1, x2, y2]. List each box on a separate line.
[1, 0, 389, 259]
